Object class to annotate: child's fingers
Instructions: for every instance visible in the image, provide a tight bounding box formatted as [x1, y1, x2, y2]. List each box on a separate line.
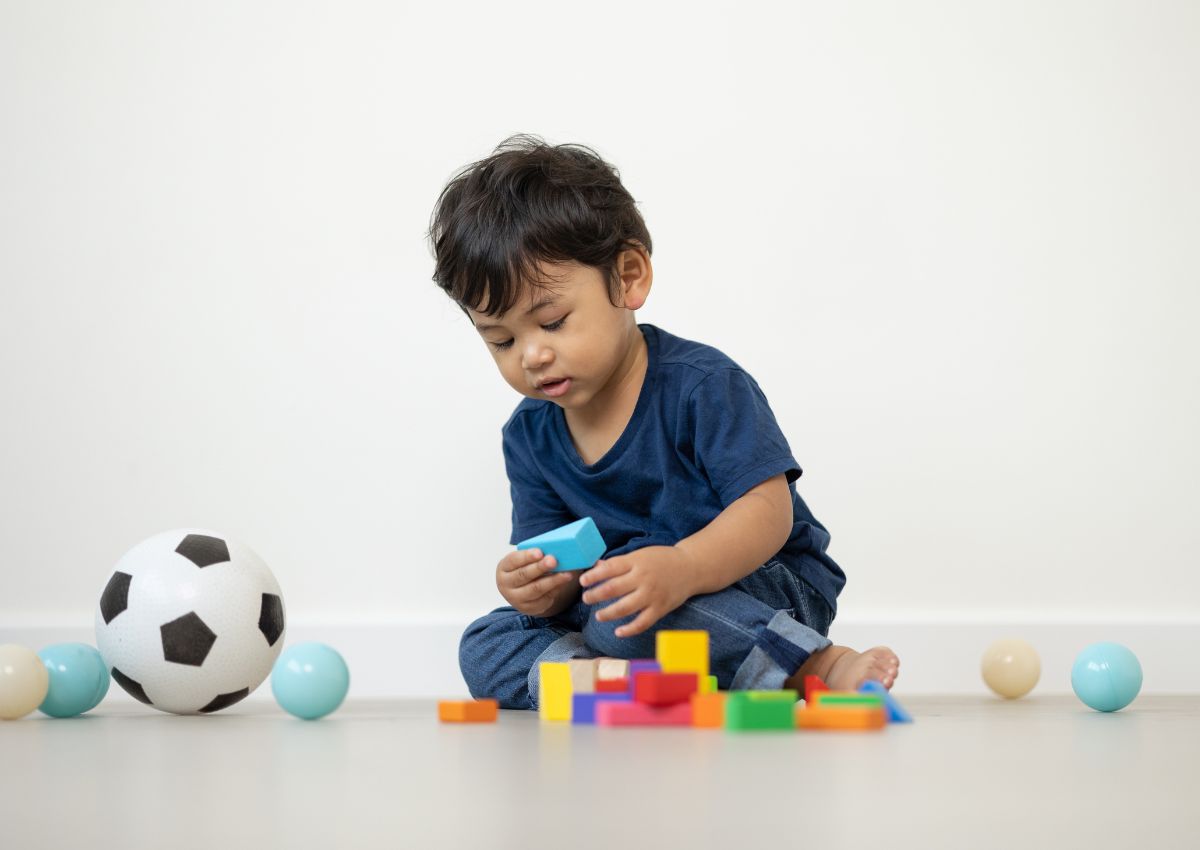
[591, 590, 641, 623]
[614, 607, 659, 639]
[500, 548, 543, 571]
[579, 557, 628, 588]
[519, 569, 574, 603]
[513, 555, 558, 585]
[581, 574, 633, 606]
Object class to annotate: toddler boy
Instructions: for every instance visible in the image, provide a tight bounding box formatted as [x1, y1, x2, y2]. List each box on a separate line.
[428, 135, 899, 709]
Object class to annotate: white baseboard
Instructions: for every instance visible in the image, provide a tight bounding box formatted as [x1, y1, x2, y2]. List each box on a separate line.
[3, 619, 1197, 703]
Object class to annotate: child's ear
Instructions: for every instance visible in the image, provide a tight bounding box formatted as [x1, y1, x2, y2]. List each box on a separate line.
[618, 245, 652, 310]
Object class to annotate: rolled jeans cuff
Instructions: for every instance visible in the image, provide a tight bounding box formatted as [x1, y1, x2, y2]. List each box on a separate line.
[729, 610, 833, 691]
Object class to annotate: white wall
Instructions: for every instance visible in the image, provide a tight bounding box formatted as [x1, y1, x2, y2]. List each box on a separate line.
[2, 1, 1197, 694]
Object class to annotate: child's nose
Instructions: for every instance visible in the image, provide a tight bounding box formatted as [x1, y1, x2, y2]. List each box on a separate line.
[521, 340, 554, 369]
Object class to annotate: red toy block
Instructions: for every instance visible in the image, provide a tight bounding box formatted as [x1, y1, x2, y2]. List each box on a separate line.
[633, 671, 699, 706]
[595, 700, 693, 726]
[804, 674, 829, 703]
[595, 677, 630, 693]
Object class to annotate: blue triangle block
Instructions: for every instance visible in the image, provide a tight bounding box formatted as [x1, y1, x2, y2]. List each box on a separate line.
[516, 517, 607, 572]
[858, 679, 913, 723]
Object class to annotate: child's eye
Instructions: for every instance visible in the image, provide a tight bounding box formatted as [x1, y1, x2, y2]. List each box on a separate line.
[488, 317, 567, 352]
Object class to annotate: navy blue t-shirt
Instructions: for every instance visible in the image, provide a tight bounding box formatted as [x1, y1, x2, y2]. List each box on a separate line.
[501, 323, 846, 612]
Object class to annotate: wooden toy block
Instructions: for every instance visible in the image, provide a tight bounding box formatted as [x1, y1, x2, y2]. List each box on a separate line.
[516, 517, 606, 572]
[796, 704, 887, 731]
[539, 662, 572, 722]
[725, 690, 798, 731]
[571, 692, 633, 724]
[596, 658, 630, 681]
[656, 630, 710, 682]
[804, 674, 829, 703]
[595, 700, 693, 727]
[569, 659, 598, 694]
[702, 674, 718, 694]
[633, 671, 699, 706]
[858, 679, 914, 723]
[595, 677, 630, 693]
[438, 699, 499, 723]
[691, 692, 726, 728]
[812, 691, 886, 710]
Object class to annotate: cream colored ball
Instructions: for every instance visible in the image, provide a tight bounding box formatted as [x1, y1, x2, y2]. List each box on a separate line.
[981, 638, 1041, 699]
[0, 644, 50, 720]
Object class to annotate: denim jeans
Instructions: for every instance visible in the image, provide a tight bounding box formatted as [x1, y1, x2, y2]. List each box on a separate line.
[458, 558, 835, 710]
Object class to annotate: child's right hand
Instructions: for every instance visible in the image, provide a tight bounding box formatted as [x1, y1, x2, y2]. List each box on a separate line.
[496, 548, 578, 617]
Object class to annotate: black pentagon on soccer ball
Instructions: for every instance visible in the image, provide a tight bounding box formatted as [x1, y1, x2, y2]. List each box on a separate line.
[100, 571, 133, 624]
[111, 667, 153, 705]
[259, 593, 284, 646]
[199, 688, 250, 713]
[161, 611, 218, 666]
[175, 533, 231, 568]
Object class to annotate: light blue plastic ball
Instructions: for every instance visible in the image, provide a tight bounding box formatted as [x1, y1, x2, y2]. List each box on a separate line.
[37, 643, 111, 718]
[1071, 642, 1142, 712]
[271, 642, 349, 720]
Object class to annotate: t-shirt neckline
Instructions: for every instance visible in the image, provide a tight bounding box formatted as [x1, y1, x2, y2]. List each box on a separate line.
[552, 323, 658, 474]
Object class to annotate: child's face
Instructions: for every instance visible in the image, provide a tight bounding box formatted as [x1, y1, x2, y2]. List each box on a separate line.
[466, 260, 645, 412]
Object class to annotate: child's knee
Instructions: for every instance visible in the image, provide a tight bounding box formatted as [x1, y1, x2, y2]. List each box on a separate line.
[458, 607, 526, 702]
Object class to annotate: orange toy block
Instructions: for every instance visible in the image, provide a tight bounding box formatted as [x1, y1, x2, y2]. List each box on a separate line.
[796, 704, 887, 731]
[804, 674, 829, 703]
[438, 699, 499, 723]
[691, 691, 726, 728]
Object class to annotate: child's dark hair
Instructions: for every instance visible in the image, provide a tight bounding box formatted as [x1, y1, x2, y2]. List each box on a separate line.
[427, 134, 653, 318]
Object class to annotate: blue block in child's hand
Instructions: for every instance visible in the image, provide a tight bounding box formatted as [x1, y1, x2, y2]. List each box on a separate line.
[517, 517, 607, 572]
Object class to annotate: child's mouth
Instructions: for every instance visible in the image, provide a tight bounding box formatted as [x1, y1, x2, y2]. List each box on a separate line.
[540, 378, 572, 397]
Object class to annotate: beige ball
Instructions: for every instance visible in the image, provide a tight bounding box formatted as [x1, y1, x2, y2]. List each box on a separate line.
[0, 643, 50, 720]
[981, 638, 1041, 699]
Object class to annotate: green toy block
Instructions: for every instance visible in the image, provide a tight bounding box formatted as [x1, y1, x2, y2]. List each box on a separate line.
[517, 517, 607, 572]
[725, 690, 798, 731]
[812, 692, 886, 709]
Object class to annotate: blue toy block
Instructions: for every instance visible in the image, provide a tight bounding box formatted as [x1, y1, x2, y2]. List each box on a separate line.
[571, 691, 633, 724]
[858, 679, 913, 723]
[517, 517, 607, 572]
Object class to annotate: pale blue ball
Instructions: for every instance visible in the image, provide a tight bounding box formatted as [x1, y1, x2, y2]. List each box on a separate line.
[37, 643, 111, 718]
[1071, 642, 1142, 712]
[271, 642, 349, 720]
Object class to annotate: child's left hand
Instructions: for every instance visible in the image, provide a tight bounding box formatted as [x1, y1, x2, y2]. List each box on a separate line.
[579, 545, 695, 638]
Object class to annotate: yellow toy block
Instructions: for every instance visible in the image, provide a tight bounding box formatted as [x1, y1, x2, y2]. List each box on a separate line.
[702, 674, 718, 694]
[656, 630, 709, 683]
[438, 699, 499, 723]
[569, 659, 598, 694]
[796, 704, 887, 731]
[539, 662, 572, 722]
[691, 691, 726, 728]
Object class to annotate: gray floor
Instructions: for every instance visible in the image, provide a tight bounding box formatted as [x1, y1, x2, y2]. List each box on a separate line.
[2, 695, 1198, 850]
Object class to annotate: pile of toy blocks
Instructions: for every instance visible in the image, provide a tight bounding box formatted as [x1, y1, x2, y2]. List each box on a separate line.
[536, 629, 912, 731]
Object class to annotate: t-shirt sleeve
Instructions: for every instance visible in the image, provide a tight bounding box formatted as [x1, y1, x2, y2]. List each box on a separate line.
[688, 368, 802, 507]
[502, 423, 576, 545]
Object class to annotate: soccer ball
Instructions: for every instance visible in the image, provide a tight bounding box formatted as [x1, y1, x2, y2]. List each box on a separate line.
[94, 529, 286, 715]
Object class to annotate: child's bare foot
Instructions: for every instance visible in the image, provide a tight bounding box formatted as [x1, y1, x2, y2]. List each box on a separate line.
[785, 644, 900, 692]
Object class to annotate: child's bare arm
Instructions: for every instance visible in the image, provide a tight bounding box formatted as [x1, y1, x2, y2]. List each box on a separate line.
[674, 473, 794, 595]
